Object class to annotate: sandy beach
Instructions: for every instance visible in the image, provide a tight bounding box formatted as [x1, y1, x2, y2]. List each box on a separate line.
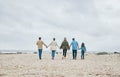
[0, 53, 120, 77]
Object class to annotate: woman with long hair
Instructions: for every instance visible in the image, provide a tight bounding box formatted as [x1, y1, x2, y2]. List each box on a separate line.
[60, 37, 70, 59]
[80, 42, 86, 60]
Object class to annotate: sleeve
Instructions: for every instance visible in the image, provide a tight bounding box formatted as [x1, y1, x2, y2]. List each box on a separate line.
[77, 42, 78, 46]
[56, 42, 59, 48]
[48, 42, 52, 47]
[36, 41, 38, 45]
[67, 42, 70, 49]
[70, 42, 72, 46]
[43, 41, 47, 46]
[85, 46, 86, 51]
[60, 42, 63, 49]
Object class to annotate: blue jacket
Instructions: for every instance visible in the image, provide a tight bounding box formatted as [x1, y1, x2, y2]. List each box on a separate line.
[81, 47, 86, 52]
[71, 40, 78, 50]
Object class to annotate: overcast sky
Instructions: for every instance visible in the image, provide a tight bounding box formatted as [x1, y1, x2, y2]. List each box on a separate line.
[0, 0, 120, 52]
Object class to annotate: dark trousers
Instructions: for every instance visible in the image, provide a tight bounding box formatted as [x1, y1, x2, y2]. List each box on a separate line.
[81, 50, 85, 59]
[63, 49, 67, 57]
[72, 50, 77, 59]
[38, 49, 42, 59]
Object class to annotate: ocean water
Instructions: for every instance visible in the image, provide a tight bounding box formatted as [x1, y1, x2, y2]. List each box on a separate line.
[0, 50, 36, 54]
[0, 50, 79, 54]
[0, 50, 64, 54]
[0, 50, 115, 54]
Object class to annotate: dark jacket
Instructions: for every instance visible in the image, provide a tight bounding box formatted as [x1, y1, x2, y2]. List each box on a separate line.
[60, 40, 70, 50]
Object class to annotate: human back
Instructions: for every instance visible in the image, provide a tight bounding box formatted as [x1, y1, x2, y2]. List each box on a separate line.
[37, 40, 44, 49]
[81, 42, 86, 52]
[60, 40, 69, 49]
[71, 40, 78, 50]
[81, 47, 86, 52]
[48, 38, 59, 51]
[36, 37, 47, 60]
[49, 41, 58, 50]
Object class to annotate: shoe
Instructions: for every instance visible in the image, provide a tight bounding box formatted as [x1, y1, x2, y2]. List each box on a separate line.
[52, 58, 54, 60]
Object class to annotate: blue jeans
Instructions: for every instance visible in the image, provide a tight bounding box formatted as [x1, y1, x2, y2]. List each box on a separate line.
[38, 49, 42, 59]
[72, 50, 77, 60]
[52, 50, 56, 60]
[81, 50, 85, 59]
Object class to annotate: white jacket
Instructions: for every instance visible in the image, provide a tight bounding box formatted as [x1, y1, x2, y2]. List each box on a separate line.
[49, 41, 58, 51]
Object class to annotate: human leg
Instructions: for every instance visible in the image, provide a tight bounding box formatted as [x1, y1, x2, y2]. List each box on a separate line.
[63, 49, 65, 57]
[63, 49, 67, 57]
[74, 50, 77, 60]
[52, 50, 55, 60]
[82, 51, 84, 59]
[81, 51, 84, 59]
[38, 49, 42, 60]
[73, 50, 76, 59]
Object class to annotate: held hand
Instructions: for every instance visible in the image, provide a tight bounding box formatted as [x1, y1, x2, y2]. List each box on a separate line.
[68, 48, 70, 50]
[60, 47, 62, 49]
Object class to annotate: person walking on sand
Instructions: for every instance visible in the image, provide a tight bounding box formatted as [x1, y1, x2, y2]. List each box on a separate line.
[60, 37, 70, 59]
[48, 38, 59, 60]
[70, 38, 79, 60]
[36, 37, 47, 60]
[80, 42, 86, 60]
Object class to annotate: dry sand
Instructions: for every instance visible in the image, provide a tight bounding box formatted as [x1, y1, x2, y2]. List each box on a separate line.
[0, 53, 120, 77]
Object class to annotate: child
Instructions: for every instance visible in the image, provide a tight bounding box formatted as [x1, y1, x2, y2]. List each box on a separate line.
[80, 42, 86, 60]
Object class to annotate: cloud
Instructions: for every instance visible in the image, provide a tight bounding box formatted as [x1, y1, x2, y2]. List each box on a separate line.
[0, 0, 120, 52]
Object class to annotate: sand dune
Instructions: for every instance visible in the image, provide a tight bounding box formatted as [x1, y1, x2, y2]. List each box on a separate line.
[0, 53, 120, 77]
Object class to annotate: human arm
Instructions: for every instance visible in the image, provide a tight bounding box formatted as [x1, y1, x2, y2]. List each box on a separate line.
[77, 42, 80, 50]
[36, 41, 38, 45]
[67, 42, 70, 50]
[84, 46, 86, 52]
[43, 42, 47, 48]
[56, 43, 59, 48]
[47, 42, 52, 48]
[69, 42, 72, 49]
[60, 42, 63, 49]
